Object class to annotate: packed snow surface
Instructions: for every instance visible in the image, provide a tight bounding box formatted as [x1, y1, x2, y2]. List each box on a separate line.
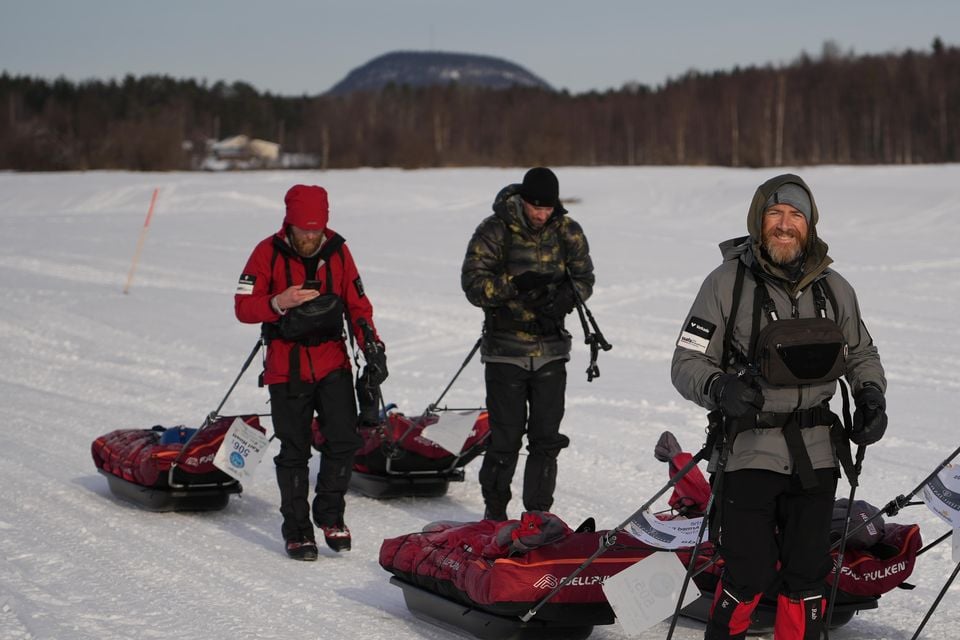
[1, 166, 957, 639]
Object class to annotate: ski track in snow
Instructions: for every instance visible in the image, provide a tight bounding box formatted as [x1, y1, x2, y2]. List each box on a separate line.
[1, 167, 958, 640]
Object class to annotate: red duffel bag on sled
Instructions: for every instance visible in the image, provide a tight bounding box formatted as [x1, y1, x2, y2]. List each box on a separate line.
[92, 414, 264, 511]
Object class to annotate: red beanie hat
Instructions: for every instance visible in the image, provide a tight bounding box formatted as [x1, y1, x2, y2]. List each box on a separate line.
[284, 184, 329, 230]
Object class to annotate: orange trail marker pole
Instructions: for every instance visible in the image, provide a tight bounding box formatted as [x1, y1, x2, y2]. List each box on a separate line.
[123, 188, 160, 294]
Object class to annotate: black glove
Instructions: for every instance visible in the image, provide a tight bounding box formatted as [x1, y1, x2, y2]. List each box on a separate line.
[512, 271, 554, 292]
[355, 368, 380, 426]
[537, 282, 577, 320]
[364, 342, 388, 387]
[710, 373, 764, 418]
[851, 384, 886, 445]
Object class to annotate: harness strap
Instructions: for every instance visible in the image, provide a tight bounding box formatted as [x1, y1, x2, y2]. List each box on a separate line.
[722, 261, 746, 370]
[265, 233, 349, 392]
[751, 405, 837, 490]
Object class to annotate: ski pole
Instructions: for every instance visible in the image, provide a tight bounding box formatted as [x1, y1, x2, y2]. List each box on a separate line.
[169, 336, 264, 481]
[565, 268, 611, 382]
[425, 336, 482, 414]
[916, 530, 953, 557]
[206, 337, 265, 426]
[521, 415, 722, 622]
[910, 560, 960, 640]
[824, 444, 866, 638]
[666, 421, 730, 640]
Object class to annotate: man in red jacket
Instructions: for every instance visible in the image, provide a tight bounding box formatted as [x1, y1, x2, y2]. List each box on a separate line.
[235, 184, 387, 560]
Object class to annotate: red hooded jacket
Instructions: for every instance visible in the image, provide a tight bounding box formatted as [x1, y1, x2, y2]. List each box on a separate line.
[234, 225, 378, 385]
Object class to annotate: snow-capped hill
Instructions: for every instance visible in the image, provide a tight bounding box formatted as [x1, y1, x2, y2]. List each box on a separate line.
[327, 50, 552, 94]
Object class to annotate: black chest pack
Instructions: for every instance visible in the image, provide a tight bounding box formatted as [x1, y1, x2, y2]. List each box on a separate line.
[726, 260, 847, 387]
[720, 260, 858, 491]
[266, 233, 347, 346]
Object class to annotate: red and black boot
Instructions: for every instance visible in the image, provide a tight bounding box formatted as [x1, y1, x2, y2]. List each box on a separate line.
[704, 582, 761, 640]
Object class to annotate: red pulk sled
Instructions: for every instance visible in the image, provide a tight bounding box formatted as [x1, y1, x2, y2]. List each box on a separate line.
[332, 336, 491, 499]
[314, 408, 491, 499]
[380, 429, 923, 639]
[91, 339, 267, 512]
[655, 431, 923, 634]
[381, 512, 657, 640]
[91, 414, 263, 511]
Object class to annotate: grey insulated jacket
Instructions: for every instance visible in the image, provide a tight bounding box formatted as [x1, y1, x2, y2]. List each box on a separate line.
[461, 184, 594, 358]
[671, 174, 886, 474]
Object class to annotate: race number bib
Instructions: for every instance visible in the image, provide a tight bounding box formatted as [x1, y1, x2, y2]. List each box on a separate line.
[213, 417, 270, 481]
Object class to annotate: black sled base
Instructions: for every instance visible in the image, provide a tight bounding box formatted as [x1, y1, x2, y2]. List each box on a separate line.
[99, 470, 241, 512]
[389, 577, 595, 640]
[350, 469, 464, 499]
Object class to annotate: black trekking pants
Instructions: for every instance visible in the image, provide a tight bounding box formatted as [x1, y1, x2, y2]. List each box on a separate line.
[716, 468, 838, 600]
[479, 360, 569, 515]
[269, 368, 362, 540]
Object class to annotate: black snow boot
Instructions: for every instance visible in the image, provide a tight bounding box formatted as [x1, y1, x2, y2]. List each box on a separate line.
[522, 452, 559, 512]
[285, 537, 319, 561]
[318, 522, 352, 552]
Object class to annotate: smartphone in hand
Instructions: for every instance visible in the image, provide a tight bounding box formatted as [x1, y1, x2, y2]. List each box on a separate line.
[302, 280, 322, 290]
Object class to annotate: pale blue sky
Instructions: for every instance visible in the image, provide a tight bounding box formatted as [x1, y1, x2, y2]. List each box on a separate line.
[2, 0, 958, 95]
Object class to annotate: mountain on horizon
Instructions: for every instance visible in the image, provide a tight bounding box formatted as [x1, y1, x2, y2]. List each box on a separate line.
[327, 50, 552, 95]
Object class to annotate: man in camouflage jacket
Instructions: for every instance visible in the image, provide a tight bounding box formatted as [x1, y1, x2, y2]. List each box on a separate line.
[462, 167, 594, 521]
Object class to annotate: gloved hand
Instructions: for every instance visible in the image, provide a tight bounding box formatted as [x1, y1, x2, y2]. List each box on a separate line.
[512, 271, 554, 293]
[355, 368, 380, 426]
[364, 342, 388, 387]
[851, 384, 886, 445]
[710, 372, 764, 418]
[654, 431, 682, 462]
[537, 282, 578, 320]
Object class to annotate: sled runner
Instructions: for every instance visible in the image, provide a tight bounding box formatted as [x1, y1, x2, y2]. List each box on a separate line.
[91, 414, 262, 511]
[314, 408, 491, 499]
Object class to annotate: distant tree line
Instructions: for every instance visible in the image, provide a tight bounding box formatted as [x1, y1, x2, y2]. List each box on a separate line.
[1, 39, 958, 171]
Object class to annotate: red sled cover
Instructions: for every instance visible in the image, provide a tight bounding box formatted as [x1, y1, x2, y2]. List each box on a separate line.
[827, 523, 922, 597]
[379, 511, 685, 623]
[315, 410, 490, 474]
[91, 415, 262, 488]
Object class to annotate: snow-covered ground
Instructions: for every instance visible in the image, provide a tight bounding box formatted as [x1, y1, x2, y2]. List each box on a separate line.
[0, 166, 957, 640]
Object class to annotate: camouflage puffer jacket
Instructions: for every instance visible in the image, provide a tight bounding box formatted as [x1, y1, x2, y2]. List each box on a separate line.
[461, 184, 594, 358]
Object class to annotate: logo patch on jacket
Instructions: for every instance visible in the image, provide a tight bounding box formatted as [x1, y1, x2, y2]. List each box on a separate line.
[677, 316, 715, 354]
[354, 276, 365, 298]
[236, 274, 256, 295]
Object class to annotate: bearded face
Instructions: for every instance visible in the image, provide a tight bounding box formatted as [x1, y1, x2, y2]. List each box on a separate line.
[290, 226, 324, 257]
[761, 205, 809, 265]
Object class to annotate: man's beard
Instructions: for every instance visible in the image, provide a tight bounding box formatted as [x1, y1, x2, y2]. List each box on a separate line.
[291, 233, 323, 257]
[763, 229, 807, 265]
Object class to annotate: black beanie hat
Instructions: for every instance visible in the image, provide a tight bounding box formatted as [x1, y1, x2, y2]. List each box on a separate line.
[520, 167, 559, 207]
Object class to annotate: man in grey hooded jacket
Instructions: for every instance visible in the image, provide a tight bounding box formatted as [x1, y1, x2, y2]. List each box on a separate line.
[672, 174, 887, 639]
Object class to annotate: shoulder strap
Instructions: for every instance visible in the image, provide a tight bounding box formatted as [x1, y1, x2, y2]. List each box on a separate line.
[815, 276, 838, 320]
[318, 233, 346, 262]
[721, 260, 746, 371]
[747, 272, 779, 362]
